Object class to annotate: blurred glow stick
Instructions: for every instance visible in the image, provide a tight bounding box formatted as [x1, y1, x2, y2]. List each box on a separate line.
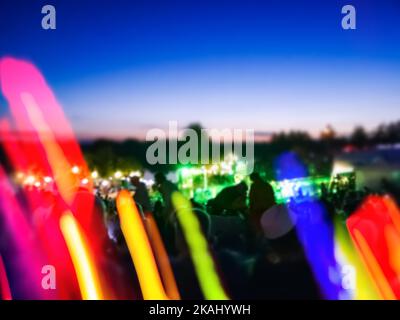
[60, 212, 104, 300]
[383, 196, 400, 234]
[334, 219, 381, 300]
[0, 166, 48, 299]
[0, 255, 12, 300]
[352, 229, 396, 300]
[383, 197, 400, 282]
[23, 92, 79, 204]
[171, 191, 229, 300]
[274, 152, 343, 299]
[0, 57, 88, 182]
[116, 190, 168, 300]
[144, 212, 180, 300]
[347, 195, 400, 299]
[385, 225, 400, 277]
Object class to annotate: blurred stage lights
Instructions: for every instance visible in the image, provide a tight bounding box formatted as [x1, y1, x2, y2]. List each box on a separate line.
[71, 166, 80, 174]
[91, 171, 99, 179]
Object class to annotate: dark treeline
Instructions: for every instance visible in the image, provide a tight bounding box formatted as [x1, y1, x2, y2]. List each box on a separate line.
[81, 134, 336, 179]
[81, 121, 400, 178]
[1, 121, 398, 178]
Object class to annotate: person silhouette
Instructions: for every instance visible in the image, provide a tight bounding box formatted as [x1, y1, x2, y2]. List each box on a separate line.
[249, 172, 276, 233]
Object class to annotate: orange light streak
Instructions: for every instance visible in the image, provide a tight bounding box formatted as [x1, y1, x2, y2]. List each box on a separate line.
[60, 211, 104, 300]
[144, 212, 180, 299]
[116, 190, 168, 300]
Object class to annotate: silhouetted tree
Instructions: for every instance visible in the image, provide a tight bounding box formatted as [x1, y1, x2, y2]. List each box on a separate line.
[350, 126, 368, 148]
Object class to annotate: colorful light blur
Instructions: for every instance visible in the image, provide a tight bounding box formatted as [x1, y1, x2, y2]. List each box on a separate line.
[176, 163, 330, 205]
[334, 218, 381, 300]
[0, 57, 108, 299]
[171, 191, 229, 300]
[0, 166, 50, 299]
[274, 152, 345, 300]
[0, 255, 12, 300]
[1, 56, 400, 301]
[116, 190, 168, 300]
[347, 195, 400, 299]
[144, 212, 181, 300]
[60, 212, 104, 300]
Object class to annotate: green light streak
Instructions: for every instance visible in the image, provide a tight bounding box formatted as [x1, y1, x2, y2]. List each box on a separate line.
[171, 191, 229, 300]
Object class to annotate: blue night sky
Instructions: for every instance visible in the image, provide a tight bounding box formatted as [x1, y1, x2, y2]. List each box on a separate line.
[1, 0, 400, 140]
